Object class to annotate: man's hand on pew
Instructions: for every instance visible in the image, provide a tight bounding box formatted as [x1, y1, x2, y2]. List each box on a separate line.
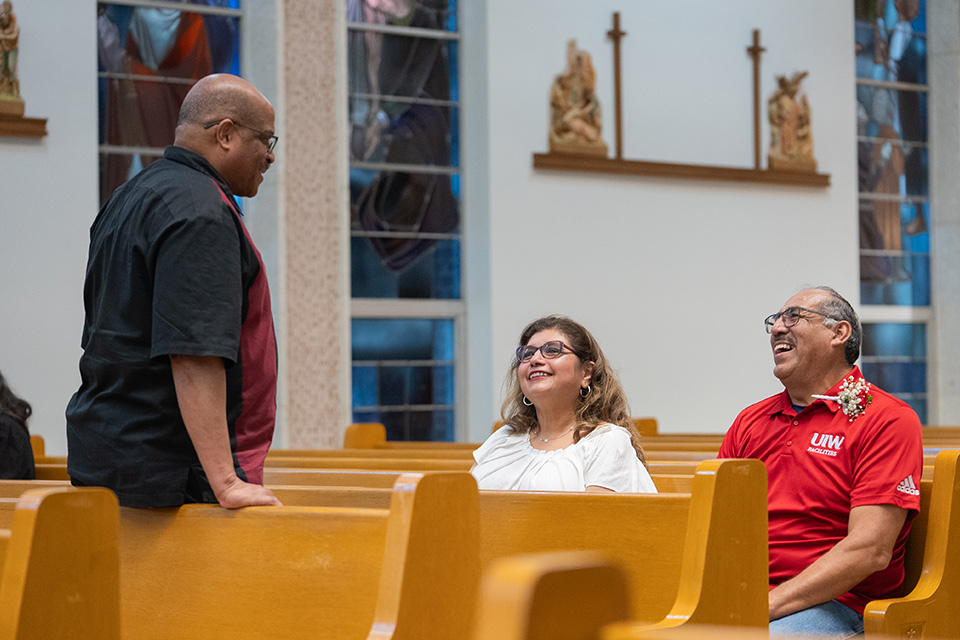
[215, 475, 283, 508]
[170, 354, 282, 509]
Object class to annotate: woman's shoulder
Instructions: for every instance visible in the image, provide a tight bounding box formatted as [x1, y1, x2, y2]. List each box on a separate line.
[474, 424, 528, 458]
[581, 423, 631, 441]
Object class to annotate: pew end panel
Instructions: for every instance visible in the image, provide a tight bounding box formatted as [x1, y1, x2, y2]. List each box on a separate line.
[0, 487, 120, 640]
[659, 459, 769, 629]
[601, 459, 769, 639]
[345, 422, 388, 448]
[28, 436, 44, 460]
[368, 472, 480, 640]
[863, 449, 960, 640]
[472, 551, 630, 640]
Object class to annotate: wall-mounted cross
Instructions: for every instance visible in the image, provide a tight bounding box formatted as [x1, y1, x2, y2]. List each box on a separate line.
[607, 12, 627, 160]
[746, 29, 766, 170]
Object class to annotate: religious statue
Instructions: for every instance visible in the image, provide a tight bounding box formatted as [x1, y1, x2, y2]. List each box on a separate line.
[548, 39, 608, 157]
[0, 0, 23, 116]
[767, 71, 815, 171]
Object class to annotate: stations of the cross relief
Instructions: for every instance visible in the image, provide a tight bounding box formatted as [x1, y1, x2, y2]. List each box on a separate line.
[536, 12, 831, 187]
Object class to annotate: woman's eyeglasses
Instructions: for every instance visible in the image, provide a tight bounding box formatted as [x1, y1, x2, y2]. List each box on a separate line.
[516, 341, 580, 363]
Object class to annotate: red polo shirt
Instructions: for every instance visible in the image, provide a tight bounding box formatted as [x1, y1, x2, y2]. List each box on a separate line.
[719, 366, 922, 614]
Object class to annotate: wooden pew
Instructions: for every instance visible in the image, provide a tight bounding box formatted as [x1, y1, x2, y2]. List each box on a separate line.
[254, 459, 767, 633]
[28, 434, 44, 460]
[267, 446, 719, 462]
[863, 448, 960, 639]
[262, 456, 474, 471]
[0, 487, 120, 640]
[476, 459, 768, 628]
[118, 471, 478, 640]
[263, 468, 404, 487]
[471, 450, 960, 640]
[267, 447, 477, 460]
[33, 464, 70, 481]
[473, 551, 631, 640]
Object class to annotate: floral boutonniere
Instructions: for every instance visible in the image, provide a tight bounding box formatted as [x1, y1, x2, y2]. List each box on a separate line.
[812, 375, 874, 422]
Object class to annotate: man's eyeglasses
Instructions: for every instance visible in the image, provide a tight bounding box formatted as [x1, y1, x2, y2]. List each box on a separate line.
[516, 341, 581, 363]
[764, 307, 838, 334]
[203, 119, 278, 153]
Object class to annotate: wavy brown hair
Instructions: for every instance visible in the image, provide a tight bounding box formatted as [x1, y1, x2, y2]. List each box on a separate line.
[0, 371, 31, 432]
[500, 315, 646, 464]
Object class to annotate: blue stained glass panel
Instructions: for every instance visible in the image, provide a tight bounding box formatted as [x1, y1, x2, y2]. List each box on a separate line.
[351, 318, 456, 441]
[860, 322, 927, 423]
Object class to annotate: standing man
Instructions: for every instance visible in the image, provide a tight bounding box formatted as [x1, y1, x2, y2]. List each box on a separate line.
[67, 74, 281, 509]
[720, 287, 922, 638]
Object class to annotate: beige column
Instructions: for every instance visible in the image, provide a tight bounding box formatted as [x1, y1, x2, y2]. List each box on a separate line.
[281, 0, 351, 447]
[928, 0, 960, 425]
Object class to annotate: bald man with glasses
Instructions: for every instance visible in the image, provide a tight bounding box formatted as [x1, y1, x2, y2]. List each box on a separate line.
[720, 287, 922, 638]
[67, 74, 281, 509]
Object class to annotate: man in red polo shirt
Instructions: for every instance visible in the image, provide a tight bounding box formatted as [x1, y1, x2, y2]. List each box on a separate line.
[720, 287, 922, 638]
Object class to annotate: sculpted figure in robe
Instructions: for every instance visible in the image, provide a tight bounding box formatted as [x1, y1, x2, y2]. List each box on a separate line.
[0, 1, 19, 99]
[768, 71, 816, 171]
[549, 39, 608, 157]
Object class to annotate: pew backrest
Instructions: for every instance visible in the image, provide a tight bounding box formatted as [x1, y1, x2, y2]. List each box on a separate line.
[0, 487, 119, 640]
[477, 459, 768, 628]
[473, 551, 630, 640]
[119, 471, 478, 640]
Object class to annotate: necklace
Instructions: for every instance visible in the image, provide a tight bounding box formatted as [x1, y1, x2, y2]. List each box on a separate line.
[534, 426, 574, 443]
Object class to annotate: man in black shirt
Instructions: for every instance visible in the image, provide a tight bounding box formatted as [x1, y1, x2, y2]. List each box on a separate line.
[67, 74, 281, 508]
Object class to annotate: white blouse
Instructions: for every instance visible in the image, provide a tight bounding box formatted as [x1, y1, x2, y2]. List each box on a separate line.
[471, 423, 657, 493]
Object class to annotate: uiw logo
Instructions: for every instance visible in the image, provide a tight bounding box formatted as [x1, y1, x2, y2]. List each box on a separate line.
[810, 432, 845, 450]
[808, 432, 845, 457]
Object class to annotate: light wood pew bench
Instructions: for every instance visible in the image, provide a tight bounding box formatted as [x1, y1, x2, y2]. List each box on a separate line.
[260, 456, 474, 471]
[0, 487, 119, 640]
[472, 450, 960, 640]
[118, 471, 478, 640]
[260, 459, 768, 633]
[864, 448, 960, 639]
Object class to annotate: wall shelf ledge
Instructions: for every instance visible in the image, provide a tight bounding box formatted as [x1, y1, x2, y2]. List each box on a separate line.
[533, 152, 830, 187]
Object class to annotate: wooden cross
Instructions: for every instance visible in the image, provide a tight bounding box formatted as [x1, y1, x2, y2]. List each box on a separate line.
[607, 12, 627, 160]
[746, 29, 765, 170]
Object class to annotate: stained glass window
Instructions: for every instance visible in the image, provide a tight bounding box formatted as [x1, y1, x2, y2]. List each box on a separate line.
[854, 0, 928, 422]
[854, 0, 929, 305]
[97, 2, 242, 206]
[347, 0, 462, 441]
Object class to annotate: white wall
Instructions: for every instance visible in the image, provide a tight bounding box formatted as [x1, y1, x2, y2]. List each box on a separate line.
[0, 0, 888, 453]
[0, 0, 97, 455]
[467, 0, 858, 438]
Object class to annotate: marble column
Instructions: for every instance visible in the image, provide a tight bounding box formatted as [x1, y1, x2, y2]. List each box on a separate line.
[281, 0, 351, 447]
[928, 0, 960, 424]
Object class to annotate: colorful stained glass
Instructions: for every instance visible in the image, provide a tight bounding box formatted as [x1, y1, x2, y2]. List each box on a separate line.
[97, 3, 240, 205]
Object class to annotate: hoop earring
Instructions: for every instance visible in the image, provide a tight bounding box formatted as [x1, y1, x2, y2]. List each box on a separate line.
[580, 385, 591, 398]
[522, 396, 533, 406]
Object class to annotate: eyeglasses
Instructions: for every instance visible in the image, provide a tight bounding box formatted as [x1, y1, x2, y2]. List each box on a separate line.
[516, 341, 581, 363]
[203, 119, 278, 153]
[764, 306, 838, 334]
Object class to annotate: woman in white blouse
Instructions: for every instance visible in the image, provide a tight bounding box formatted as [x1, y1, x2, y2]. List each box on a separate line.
[471, 315, 656, 493]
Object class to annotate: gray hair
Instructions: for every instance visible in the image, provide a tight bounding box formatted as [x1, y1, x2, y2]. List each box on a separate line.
[813, 286, 861, 365]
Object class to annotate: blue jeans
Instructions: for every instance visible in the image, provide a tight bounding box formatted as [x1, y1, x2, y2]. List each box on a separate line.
[770, 600, 864, 639]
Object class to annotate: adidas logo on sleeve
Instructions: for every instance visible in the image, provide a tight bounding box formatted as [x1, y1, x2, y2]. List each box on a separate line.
[896, 475, 920, 496]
